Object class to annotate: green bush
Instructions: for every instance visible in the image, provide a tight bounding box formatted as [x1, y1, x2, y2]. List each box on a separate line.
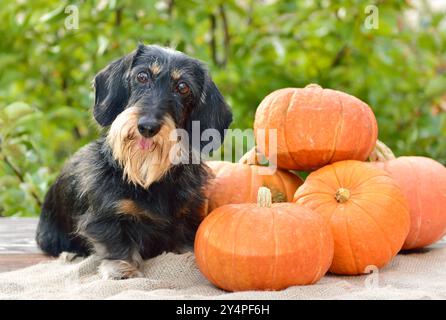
[1, 0, 445, 216]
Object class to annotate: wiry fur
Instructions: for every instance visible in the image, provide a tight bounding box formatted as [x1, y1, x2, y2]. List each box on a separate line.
[107, 107, 177, 188]
[36, 44, 232, 279]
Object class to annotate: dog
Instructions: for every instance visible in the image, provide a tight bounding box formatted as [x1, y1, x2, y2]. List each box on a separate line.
[35, 44, 232, 279]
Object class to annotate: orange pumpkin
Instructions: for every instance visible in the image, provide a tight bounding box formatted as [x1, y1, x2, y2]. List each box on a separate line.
[254, 84, 378, 170]
[294, 160, 410, 275]
[195, 187, 334, 291]
[205, 161, 302, 213]
[371, 141, 446, 250]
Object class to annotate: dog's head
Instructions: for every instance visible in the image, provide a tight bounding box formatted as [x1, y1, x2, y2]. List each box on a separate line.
[94, 44, 232, 187]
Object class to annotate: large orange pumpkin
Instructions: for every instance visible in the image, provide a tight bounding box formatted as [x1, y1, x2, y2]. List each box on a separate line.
[254, 84, 378, 170]
[371, 141, 446, 250]
[195, 187, 334, 291]
[205, 161, 302, 213]
[293, 160, 410, 275]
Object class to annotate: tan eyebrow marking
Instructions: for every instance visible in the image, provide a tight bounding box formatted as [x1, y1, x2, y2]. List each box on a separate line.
[149, 62, 162, 75]
[171, 69, 183, 80]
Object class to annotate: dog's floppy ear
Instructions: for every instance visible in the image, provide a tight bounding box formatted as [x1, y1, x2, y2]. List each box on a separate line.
[93, 50, 138, 126]
[187, 74, 232, 152]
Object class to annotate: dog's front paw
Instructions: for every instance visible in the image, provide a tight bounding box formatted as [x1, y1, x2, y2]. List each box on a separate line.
[59, 252, 81, 262]
[99, 259, 144, 280]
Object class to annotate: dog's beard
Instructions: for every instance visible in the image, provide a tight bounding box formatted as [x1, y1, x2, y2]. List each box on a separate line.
[107, 107, 177, 189]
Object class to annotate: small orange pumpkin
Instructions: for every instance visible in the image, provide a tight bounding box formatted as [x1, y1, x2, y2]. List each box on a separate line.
[294, 160, 410, 275]
[195, 187, 334, 291]
[254, 84, 378, 170]
[371, 141, 446, 250]
[205, 161, 302, 213]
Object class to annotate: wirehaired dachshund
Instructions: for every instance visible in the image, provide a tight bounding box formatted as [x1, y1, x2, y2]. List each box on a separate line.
[36, 44, 232, 279]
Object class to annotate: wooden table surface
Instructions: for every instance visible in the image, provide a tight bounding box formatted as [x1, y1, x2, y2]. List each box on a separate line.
[0, 218, 53, 272]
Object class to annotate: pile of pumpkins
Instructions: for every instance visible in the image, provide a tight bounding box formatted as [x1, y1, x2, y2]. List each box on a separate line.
[194, 84, 446, 292]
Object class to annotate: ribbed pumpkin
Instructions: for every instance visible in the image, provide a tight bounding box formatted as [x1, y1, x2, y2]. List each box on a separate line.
[371, 141, 446, 250]
[205, 161, 302, 213]
[195, 187, 334, 291]
[293, 160, 410, 275]
[254, 84, 378, 170]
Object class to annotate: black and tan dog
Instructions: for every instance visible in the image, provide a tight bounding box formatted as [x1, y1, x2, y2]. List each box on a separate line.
[36, 44, 232, 279]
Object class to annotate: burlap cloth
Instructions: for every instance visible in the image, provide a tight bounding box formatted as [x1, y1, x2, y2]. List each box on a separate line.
[1, 244, 445, 300]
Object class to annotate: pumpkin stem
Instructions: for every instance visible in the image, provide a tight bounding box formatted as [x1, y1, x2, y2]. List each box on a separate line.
[305, 83, 322, 89]
[335, 188, 350, 203]
[239, 147, 260, 165]
[369, 140, 396, 162]
[257, 187, 272, 208]
[239, 147, 271, 166]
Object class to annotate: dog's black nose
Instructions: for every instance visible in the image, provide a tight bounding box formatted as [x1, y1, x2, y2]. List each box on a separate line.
[137, 118, 161, 138]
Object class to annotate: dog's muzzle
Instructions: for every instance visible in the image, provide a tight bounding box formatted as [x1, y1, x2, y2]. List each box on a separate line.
[137, 117, 161, 138]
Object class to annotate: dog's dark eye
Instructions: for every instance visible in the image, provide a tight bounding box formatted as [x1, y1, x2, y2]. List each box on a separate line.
[176, 82, 190, 95]
[137, 71, 149, 84]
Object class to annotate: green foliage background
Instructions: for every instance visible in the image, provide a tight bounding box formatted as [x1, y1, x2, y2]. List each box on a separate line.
[0, 0, 445, 217]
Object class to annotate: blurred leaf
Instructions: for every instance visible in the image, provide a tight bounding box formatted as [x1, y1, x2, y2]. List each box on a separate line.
[39, 4, 65, 23]
[3, 101, 33, 119]
[425, 77, 446, 97]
